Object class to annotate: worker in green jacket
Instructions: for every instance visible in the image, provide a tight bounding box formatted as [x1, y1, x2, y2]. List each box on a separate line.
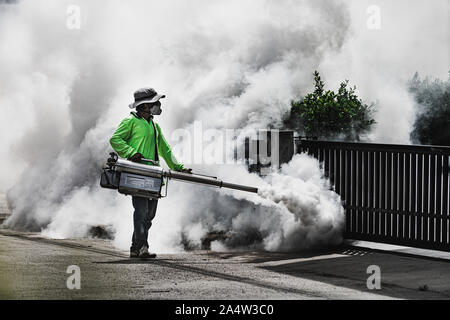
[110, 87, 191, 259]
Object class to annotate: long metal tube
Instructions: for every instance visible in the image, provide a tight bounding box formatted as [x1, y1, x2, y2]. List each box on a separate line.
[221, 181, 258, 194]
[164, 170, 258, 193]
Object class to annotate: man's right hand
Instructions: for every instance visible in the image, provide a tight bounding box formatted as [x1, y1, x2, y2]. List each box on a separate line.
[129, 152, 143, 162]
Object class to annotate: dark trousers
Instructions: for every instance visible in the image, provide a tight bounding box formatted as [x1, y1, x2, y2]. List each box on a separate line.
[131, 196, 158, 250]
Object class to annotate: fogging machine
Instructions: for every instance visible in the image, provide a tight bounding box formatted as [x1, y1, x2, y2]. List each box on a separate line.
[100, 152, 258, 199]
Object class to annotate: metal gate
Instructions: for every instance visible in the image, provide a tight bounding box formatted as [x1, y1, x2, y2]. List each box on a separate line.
[297, 139, 450, 252]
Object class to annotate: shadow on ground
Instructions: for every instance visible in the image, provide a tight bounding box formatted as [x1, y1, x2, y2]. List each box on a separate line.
[254, 247, 450, 300]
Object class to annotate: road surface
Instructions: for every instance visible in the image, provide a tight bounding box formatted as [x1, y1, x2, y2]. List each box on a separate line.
[1, 229, 449, 300]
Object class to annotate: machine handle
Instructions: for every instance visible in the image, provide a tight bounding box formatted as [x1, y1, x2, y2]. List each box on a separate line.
[140, 158, 159, 165]
[141, 158, 216, 179]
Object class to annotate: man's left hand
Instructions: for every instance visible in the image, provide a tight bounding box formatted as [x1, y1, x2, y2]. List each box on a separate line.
[180, 168, 193, 174]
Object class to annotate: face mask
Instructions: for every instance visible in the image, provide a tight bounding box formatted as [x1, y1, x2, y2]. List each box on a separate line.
[150, 102, 162, 115]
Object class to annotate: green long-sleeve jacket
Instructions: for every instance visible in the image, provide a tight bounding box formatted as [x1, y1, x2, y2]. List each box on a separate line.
[110, 112, 184, 171]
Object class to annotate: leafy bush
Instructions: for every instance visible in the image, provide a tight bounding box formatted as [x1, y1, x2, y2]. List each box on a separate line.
[287, 71, 375, 141]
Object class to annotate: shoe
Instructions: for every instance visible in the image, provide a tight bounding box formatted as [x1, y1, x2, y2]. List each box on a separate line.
[138, 245, 157, 259]
[130, 247, 139, 258]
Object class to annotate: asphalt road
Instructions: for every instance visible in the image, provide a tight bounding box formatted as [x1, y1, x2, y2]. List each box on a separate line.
[1, 229, 449, 300]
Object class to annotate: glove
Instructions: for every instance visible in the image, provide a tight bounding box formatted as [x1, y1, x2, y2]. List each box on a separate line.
[180, 168, 193, 174]
[129, 152, 143, 162]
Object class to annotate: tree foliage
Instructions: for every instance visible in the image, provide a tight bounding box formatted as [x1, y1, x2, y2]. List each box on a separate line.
[408, 71, 450, 146]
[287, 71, 375, 141]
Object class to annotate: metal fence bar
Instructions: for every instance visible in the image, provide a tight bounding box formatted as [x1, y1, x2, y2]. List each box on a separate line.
[351, 150, 357, 233]
[374, 151, 381, 236]
[399, 152, 405, 239]
[386, 152, 392, 238]
[392, 152, 399, 238]
[336, 149, 342, 195]
[380, 151, 386, 237]
[368, 151, 374, 235]
[324, 148, 329, 179]
[417, 154, 424, 241]
[330, 148, 335, 186]
[366, 151, 370, 234]
[357, 150, 363, 233]
[430, 154, 436, 243]
[345, 149, 351, 233]
[405, 153, 411, 240]
[410, 153, 417, 241]
[443, 155, 449, 244]
[436, 154, 442, 244]
[424, 154, 430, 242]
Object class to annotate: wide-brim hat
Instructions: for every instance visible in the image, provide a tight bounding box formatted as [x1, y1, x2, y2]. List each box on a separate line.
[129, 87, 166, 109]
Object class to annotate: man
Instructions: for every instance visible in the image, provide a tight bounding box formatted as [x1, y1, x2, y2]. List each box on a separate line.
[110, 87, 191, 259]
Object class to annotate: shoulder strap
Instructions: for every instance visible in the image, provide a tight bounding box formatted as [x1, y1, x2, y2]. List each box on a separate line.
[150, 120, 159, 162]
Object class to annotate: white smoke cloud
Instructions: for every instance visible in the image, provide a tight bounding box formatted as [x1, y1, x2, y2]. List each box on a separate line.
[319, 0, 449, 144]
[1, 0, 447, 252]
